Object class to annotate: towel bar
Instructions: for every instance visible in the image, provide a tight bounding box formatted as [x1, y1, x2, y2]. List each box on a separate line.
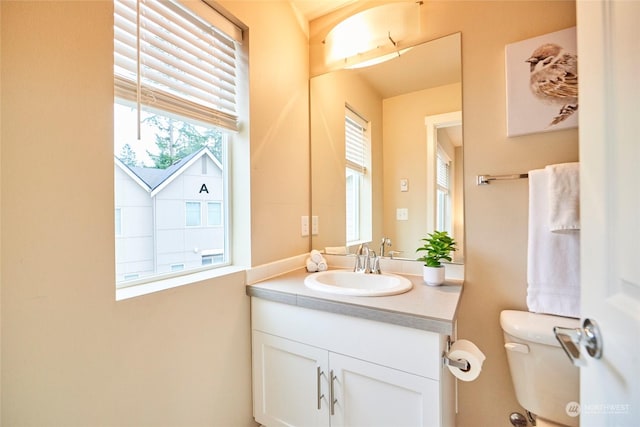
[476, 173, 529, 185]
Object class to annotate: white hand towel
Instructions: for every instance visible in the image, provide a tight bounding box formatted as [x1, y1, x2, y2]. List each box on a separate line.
[546, 162, 580, 232]
[317, 259, 328, 271]
[527, 169, 581, 318]
[310, 249, 324, 264]
[306, 257, 318, 273]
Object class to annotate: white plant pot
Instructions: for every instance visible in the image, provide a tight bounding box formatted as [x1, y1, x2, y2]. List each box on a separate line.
[423, 265, 445, 286]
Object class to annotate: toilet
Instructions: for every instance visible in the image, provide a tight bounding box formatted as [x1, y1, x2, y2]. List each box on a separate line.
[500, 310, 580, 427]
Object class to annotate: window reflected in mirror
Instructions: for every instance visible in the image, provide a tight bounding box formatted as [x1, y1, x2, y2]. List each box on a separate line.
[345, 105, 372, 245]
[310, 33, 463, 263]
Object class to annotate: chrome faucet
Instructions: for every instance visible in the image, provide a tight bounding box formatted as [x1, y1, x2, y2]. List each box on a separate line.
[353, 243, 370, 273]
[369, 250, 381, 274]
[380, 237, 391, 257]
[353, 243, 381, 274]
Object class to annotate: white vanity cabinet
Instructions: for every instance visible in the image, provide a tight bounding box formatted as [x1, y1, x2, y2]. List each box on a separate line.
[251, 298, 455, 427]
[253, 332, 328, 427]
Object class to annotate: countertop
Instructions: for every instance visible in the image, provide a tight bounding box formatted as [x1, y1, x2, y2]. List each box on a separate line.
[246, 268, 463, 335]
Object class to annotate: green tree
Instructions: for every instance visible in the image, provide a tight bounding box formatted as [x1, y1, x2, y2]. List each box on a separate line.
[118, 143, 140, 167]
[144, 115, 223, 169]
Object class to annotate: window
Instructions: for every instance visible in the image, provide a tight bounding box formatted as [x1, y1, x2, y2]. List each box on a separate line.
[186, 202, 202, 226]
[345, 169, 360, 242]
[207, 201, 222, 226]
[345, 106, 372, 245]
[113, 0, 243, 286]
[170, 263, 185, 272]
[201, 253, 223, 265]
[436, 147, 452, 234]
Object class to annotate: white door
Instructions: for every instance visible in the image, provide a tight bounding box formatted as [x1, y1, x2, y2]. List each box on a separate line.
[329, 352, 440, 427]
[577, 1, 640, 425]
[252, 331, 330, 427]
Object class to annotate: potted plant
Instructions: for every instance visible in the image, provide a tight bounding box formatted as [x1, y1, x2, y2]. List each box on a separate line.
[416, 231, 457, 286]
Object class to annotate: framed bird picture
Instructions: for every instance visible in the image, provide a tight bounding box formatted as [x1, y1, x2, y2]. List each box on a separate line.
[505, 27, 578, 137]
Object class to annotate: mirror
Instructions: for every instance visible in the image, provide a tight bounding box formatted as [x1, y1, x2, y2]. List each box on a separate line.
[310, 32, 464, 262]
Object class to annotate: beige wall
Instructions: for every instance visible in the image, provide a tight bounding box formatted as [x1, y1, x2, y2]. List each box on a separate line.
[382, 83, 462, 258]
[220, 1, 311, 266]
[310, 69, 384, 250]
[0, 3, 3, 420]
[1, 0, 579, 425]
[1, 1, 308, 425]
[311, 1, 578, 425]
[450, 3, 578, 425]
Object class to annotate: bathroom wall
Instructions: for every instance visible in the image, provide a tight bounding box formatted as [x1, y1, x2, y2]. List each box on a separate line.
[449, 3, 578, 425]
[311, 1, 578, 425]
[382, 82, 462, 259]
[0, 1, 578, 425]
[220, 1, 311, 267]
[0, 3, 3, 420]
[0, 1, 307, 425]
[310, 69, 384, 250]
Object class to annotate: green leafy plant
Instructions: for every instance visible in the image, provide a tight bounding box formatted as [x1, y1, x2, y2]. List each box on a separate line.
[416, 231, 457, 267]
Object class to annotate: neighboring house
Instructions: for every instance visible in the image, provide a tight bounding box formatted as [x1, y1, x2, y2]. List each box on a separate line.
[115, 147, 225, 283]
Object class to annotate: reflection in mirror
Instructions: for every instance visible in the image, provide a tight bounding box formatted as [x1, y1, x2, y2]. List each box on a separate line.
[310, 32, 463, 263]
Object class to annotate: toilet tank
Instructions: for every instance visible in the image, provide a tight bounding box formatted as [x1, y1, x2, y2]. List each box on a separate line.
[500, 310, 580, 427]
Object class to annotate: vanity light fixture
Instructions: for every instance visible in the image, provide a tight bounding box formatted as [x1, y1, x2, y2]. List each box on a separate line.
[344, 46, 413, 69]
[324, 1, 422, 69]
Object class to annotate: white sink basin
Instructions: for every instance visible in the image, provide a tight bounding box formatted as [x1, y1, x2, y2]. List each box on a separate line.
[304, 270, 413, 296]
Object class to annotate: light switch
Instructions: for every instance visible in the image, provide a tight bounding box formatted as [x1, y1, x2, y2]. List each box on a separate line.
[396, 208, 409, 221]
[301, 216, 309, 236]
[400, 178, 409, 192]
[311, 216, 319, 235]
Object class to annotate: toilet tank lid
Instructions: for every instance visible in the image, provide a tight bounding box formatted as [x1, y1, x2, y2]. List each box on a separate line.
[500, 310, 580, 347]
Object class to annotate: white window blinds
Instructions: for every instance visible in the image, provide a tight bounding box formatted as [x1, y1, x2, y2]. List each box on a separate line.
[114, 0, 241, 130]
[436, 148, 452, 232]
[345, 106, 368, 173]
[436, 147, 451, 191]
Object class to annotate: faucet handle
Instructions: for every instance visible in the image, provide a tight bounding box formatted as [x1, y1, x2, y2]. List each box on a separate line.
[379, 237, 392, 257]
[369, 250, 381, 274]
[387, 250, 402, 259]
[353, 253, 363, 272]
[353, 244, 368, 272]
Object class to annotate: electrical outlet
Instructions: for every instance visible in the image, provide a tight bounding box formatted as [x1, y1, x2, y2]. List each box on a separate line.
[311, 216, 319, 235]
[396, 208, 409, 221]
[301, 216, 309, 236]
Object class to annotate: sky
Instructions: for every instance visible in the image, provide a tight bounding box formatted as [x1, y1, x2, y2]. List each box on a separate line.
[114, 103, 159, 167]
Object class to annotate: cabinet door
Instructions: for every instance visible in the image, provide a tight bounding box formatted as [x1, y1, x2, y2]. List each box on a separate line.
[330, 353, 440, 427]
[253, 331, 330, 427]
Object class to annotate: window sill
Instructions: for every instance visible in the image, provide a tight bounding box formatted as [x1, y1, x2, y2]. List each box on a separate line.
[115, 265, 247, 301]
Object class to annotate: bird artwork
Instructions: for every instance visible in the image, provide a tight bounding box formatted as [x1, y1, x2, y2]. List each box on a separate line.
[505, 27, 578, 137]
[526, 43, 578, 126]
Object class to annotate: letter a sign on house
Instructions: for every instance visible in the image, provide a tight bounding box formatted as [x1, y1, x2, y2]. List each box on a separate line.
[199, 184, 209, 194]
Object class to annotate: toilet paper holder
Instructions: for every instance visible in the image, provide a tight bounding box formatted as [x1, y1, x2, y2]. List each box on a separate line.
[443, 337, 471, 372]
